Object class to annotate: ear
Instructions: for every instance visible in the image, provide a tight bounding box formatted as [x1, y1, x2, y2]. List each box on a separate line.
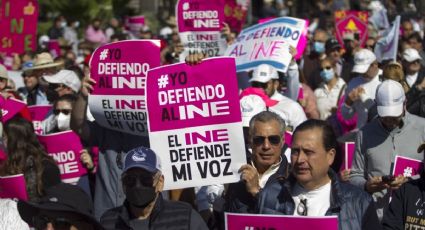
[326, 148, 336, 166]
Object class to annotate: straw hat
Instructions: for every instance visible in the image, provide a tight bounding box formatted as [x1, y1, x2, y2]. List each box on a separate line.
[30, 52, 63, 70]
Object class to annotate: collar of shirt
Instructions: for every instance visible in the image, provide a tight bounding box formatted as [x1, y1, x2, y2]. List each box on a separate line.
[252, 156, 282, 188]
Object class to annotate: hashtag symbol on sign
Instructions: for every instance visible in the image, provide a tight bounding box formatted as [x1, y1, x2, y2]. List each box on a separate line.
[99, 49, 109, 60]
[403, 167, 413, 177]
[158, 75, 169, 89]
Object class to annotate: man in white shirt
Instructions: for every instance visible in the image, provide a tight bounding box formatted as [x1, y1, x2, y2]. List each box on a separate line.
[342, 49, 381, 129]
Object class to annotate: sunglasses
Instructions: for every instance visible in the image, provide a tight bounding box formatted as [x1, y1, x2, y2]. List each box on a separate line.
[252, 135, 281, 146]
[48, 83, 64, 90]
[122, 173, 156, 187]
[251, 82, 268, 89]
[409, 60, 420, 64]
[53, 109, 72, 115]
[320, 66, 332, 71]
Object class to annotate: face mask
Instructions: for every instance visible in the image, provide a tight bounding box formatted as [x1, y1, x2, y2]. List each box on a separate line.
[56, 113, 71, 131]
[46, 89, 59, 103]
[60, 21, 67, 28]
[320, 69, 335, 82]
[74, 21, 80, 28]
[313, 41, 325, 54]
[125, 186, 156, 209]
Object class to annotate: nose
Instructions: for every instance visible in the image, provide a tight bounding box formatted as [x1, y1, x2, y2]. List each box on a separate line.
[295, 150, 307, 164]
[262, 137, 272, 150]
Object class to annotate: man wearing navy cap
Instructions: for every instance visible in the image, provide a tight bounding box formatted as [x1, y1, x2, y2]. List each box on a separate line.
[100, 146, 207, 229]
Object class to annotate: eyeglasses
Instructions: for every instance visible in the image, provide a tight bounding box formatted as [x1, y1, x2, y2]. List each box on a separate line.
[122, 173, 157, 187]
[33, 215, 78, 230]
[53, 109, 72, 115]
[252, 135, 281, 146]
[320, 66, 332, 71]
[297, 198, 308, 216]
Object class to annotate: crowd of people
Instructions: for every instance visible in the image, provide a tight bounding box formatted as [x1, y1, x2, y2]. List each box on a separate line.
[1, 0, 425, 229]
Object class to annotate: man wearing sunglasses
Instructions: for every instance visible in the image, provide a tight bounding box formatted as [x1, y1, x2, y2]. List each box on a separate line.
[100, 147, 207, 230]
[224, 111, 289, 214]
[42, 69, 81, 103]
[18, 183, 104, 230]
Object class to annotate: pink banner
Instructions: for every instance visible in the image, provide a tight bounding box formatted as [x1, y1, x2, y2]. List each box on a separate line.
[125, 15, 145, 34]
[177, 0, 225, 33]
[284, 131, 292, 147]
[0, 174, 28, 201]
[224, 0, 248, 33]
[146, 57, 246, 190]
[88, 40, 161, 136]
[1, 98, 27, 123]
[392, 155, 423, 177]
[341, 142, 355, 171]
[0, 0, 38, 55]
[28, 105, 52, 135]
[225, 213, 338, 230]
[37, 131, 87, 184]
[335, 11, 368, 49]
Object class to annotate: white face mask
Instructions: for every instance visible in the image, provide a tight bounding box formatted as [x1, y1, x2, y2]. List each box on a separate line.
[56, 113, 71, 131]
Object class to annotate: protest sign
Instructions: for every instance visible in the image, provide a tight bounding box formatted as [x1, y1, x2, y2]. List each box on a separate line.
[374, 16, 400, 62]
[335, 11, 368, 49]
[392, 155, 423, 178]
[1, 98, 27, 122]
[88, 40, 161, 136]
[125, 15, 145, 36]
[225, 213, 338, 230]
[341, 142, 355, 171]
[28, 105, 52, 135]
[176, 0, 227, 57]
[0, 0, 38, 55]
[224, 0, 249, 33]
[225, 17, 308, 72]
[146, 57, 246, 190]
[0, 174, 28, 201]
[38, 131, 87, 184]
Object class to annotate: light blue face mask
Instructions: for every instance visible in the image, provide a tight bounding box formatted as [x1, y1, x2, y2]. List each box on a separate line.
[313, 41, 325, 53]
[320, 68, 335, 82]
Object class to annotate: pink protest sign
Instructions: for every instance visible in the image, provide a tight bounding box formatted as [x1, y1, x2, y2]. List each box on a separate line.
[28, 105, 52, 135]
[341, 142, 355, 171]
[224, 0, 249, 33]
[88, 40, 161, 136]
[335, 11, 368, 49]
[0, 0, 38, 55]
[225, 17, 308, 72]
[177, 0, 227, 57]
[284, 131, 292, 147]
[392, 155, 423, 177]
[125, 16, 145, 36]
[146, 57, 246, 190]
[1, 98, 27, 122]
[225, 213, 338, 230]
[0, 174, 28, 201]
[37, 131, 87, 184]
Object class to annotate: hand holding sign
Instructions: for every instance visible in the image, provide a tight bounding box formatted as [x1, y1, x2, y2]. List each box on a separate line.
[239, 164, 261, 196]
[81, 75, 97, 97]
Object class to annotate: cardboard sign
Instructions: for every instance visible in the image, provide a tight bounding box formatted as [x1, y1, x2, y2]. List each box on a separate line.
[88, 40, 161, 136]
[224, 0, 249, 33]
[176, 0, 227, 57]
[0, 174, 28, 201]
[341, 142, 355, 171]
[225, 17, 308, 72]
[28, 105, 52, 135]
[335, 11, 368, 48]
[1, 98, 27, 122]
[37, 131, 87, 184]
[225, 213, 338, 230]
[146, 57, 246, 190]
[392, 155, 423, 177]
[0, 0, 38, 55]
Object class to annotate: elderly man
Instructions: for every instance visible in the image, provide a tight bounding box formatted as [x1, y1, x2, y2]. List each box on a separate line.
[350, 80, 425, 220]
[100, 147, 207, 229]
[224, 111, 289, 213]
[258, 119, 380, 230]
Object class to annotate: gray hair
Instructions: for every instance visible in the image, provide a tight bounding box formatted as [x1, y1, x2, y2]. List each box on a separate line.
[248, 111, 286, 137]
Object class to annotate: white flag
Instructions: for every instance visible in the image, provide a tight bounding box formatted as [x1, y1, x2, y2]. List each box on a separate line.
[374, 16, 400, 62]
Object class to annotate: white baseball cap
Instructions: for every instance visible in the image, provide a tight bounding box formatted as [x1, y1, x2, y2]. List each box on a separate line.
[43, 70, 81, 93]
[352, 49, 377, 74]
[240, 94, 266, 127]
[250, 64, 278, 83]
[403, 48, 422, 62]
[375, 80, 406, 117]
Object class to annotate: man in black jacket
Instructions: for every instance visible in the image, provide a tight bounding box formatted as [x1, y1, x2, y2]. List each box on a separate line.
[100, 147, 207, 230]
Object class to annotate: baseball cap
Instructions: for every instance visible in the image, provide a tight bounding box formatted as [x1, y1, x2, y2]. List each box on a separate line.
[18, 183, 103, 230]
[124, 147, 162, 173]
[43, 70, 81, 93]
[250, 64, 278, 83]
[325, 38, 341, 51]
[352, 49, 377, 74]
[239, 87, 279, 107]
[0, 64, 8, 80]
[240, 94, 267, 127]
[403, 48, 422, 62]
[375, 80, 406, 117]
